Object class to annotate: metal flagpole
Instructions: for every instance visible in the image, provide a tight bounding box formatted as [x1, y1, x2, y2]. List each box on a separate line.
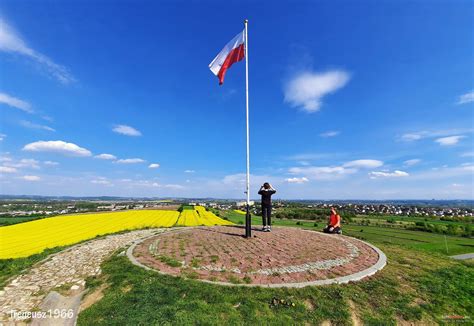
[244, 19, 251, 238]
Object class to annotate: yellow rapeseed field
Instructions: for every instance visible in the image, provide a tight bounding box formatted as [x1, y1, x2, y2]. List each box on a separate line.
[0, 207, 231, 259]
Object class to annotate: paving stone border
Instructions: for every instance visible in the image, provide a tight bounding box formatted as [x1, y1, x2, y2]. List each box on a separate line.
[127, 227, 387, 288]
[0, 228, 165, 324]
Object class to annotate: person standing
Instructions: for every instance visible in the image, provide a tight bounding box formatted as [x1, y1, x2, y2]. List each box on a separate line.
[258, 182, 276, 232]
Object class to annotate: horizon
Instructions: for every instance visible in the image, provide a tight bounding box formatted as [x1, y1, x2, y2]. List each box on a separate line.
[1, 1, 473, 200]
[1, 194, 473, 203]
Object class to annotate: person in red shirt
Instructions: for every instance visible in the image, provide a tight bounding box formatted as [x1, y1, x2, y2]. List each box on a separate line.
[323, 207, 342, 234]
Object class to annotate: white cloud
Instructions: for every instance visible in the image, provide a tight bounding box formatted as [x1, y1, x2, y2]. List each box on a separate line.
[184, 170, 195, 173]
[4, 158, 40, 169]
[115, 158, 145, 164]
[288, 159, 383, 181]
[284, 70, 350, 112]
[0, 166, 17, 173]
[400, 129, 473, 142]
[320, 130, 340, 138]
[221, 173, 275, 188]
[23, 140, 92, 157]
[95, 153, 117, 160]
[163, 184, 184, 190]
[0, 93, 33, 113]
[285, 177, 309, 184]
[0, 19, 75, 84]
[457, 90, 474, 105]
[369, 170, 409, 179]
[20, 120, 55, 132]
[401, 133, 423, 141]
[343, 159, 383, 169]
[0, 134, 6, 141]
[289, 166, 356, 180]
[91, 178, 112, 185]
[461, 151, 474, 157]
[286, 153, 332, 161]
[149, 163, 160, 169]
[43, 160, 59, 166]
[435, 135, 465, 146]
[403, 159, 421, 166]
[112, 125, 142, 136]
[21, 175, 40, 181]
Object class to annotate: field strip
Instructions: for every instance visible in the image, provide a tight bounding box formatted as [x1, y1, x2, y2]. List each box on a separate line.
[0, 228, 168, 323]
[0, 208, 231, 259]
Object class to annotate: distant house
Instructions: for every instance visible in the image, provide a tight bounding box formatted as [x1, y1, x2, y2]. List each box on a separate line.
[236, 201, 255, 207]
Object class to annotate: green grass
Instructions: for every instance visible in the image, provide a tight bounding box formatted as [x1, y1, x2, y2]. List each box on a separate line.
[225, 211, 474, 256]
[0, 229, 148, 289]
[78, 245, 473, 325]
[0, 246, 66, 288]
[0, 216, 43, 226]
[355, 214, 470, 225]
[3, 209, 472, 324]
[157, 255, 182, 268]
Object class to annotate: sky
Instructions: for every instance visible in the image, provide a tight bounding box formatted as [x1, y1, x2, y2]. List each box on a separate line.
[0, 0, 473, 200]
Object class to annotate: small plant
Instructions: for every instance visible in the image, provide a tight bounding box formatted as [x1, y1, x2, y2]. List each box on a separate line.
[243, 276, 252, 284]
[191, 258, 201, 268]
[181, 269, 199, 279]
[313, 222, 318, 227]
[227, 275, 242, 284]
[296, 221, 303, 226]
[158, 255, 182, 268]
[210, 255, 219, 263]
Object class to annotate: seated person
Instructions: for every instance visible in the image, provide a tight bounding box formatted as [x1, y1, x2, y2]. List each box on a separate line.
[323, 207, 342, 234]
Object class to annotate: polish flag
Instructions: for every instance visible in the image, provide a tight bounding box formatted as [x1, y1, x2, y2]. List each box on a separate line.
[209, 30, 245, 85]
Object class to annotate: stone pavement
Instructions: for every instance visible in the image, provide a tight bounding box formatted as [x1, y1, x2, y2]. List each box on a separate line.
[0, 228, 164, 324]
[132, 226, 386, 286]
[450, 253, 474, 260]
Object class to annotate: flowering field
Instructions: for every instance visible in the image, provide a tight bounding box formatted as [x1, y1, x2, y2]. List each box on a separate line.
[0, 207, 231, 259]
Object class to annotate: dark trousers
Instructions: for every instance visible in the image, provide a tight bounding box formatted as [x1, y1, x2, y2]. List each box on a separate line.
[262, 204, 272, 226]
[323, 225, 341, 234]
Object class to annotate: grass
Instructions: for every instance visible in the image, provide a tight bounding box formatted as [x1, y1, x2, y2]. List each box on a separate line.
[0, 216, 43, 226]
[225, 211, 474, 256]
[77, 246, 473, 325]
[3, 208, 473, 324]
[0, 229, 152, 289]
[343, 225, 474, 256]
[0, 246, 66, 288]
[158, 255, 182, 268]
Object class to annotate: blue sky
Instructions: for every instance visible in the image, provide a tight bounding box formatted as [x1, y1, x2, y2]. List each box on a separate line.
[0, 1, 473, 199]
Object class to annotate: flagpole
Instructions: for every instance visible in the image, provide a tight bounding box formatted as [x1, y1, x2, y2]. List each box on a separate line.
[244, 19, 251, 238]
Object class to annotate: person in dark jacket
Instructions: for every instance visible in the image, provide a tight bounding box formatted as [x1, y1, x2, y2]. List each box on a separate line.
[258, 182, 276, 232]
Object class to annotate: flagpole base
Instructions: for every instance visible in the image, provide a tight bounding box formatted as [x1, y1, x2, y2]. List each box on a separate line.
[245, 204, 252, 238]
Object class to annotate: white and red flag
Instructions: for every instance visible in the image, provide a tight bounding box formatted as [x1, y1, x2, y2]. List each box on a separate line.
[209, 30, 245, 85]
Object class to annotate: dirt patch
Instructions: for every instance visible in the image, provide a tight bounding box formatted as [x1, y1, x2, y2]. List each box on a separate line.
[395, 316, 422, 326]
[79, 283, 109, 311]
[121, 284, 133, 293]
[348, 300, 362, 326]
[304, 299, 315, 311]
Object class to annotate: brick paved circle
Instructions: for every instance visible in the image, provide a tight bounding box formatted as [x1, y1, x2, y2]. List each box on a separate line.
[131, 226, 386, 287]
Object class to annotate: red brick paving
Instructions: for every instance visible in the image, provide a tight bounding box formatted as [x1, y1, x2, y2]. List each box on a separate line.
[133, 226, 380, 285]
